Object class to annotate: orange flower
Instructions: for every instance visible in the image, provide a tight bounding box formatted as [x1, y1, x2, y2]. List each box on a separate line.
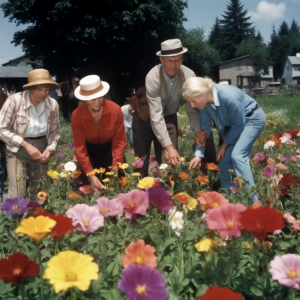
[206, 163, 220, 171]
[119, 177, 129, 186]
[37, 190, 47, 202]
[197, 191, 229, 212]
[252, 201, 262, 209]
[174, 192, 191, 204]
[266, 120, 271, 124]
[134, 157, 140, 162]
[68, 191, 81, 199]
[197, 175, 209, 185]
[122, 239, 157, 269]
[271, 136, 282, 147]
[178, 129, 183, 137]
[178, 172, 189, 181]
[267, 157, 275, 165]
[71, 170, 82, 179]
[197, 190, 205, 197]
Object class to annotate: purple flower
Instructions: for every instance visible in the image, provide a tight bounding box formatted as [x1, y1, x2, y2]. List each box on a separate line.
[251, 153, 266, 164]
[27, 201, 39, 209]
[55, 152, 65, 159]
[68, 142, 75, 148]
[147, 186, 173, 213]
[118, 265, 168, 300]
[74, 178, 83, 186]
[269, 254, 300, 289]
[0, 197, 30, 215]
[133, 160, 144, 169]
[282, 155, 298, 163]
[263, 165, 280, 178]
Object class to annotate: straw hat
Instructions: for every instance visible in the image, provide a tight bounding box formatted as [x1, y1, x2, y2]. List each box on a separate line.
[74, 75, 110, 101]
[23, 69, 59, 88]
[156, 39, 188, 57]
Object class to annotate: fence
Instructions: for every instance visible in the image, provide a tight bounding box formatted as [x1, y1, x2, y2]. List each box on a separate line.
[242, 85, 300, 98]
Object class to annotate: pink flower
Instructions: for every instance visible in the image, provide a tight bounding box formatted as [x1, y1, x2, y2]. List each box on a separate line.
[59, 163, 65, 168]
[149, 156, 157, 162]
[117, 189, 149, 219]
[251, 153, 266, 164]
[147, 186, 174, 213]
[269, 254, 300, 289]
[263, 165, 280, 178]
[206, 203, 247, 238]
[94, 197, 124, 217]
[79, 185, 91, 195]
[280, 133, 292, 143]
[292, 221, 300, 231]
[133, 160, 144, 169]
[291, 156, 298, 162]
[66, 204, 104, 233]
[264, 141, 275, 149]
[284, 213, 296, 224]
[72, 156, 78, 162]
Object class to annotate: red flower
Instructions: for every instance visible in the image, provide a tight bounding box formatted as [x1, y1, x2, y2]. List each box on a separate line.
[272, 132, 283, 139]
[286, 129, 298, 139]
[0, 253, 39, 284]
[240, 206, 284, 240]
[281, 173, 300, 186]
[279, 187, 289, 196]
[199, 286, 243, 300]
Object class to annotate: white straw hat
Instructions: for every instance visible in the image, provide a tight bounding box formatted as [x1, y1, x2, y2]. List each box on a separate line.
[156, 39, 188, 57]
[74, 75, 110, 101]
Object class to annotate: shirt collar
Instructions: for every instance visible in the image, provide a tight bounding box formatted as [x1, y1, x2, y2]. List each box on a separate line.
[211, 86, 220, 110]
[25, 92, 46, 114]
[162, 67, 177, 85]
[83, 99, 111, 119]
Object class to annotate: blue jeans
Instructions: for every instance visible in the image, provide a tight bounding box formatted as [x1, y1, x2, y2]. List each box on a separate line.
[219, 108, 266, 201]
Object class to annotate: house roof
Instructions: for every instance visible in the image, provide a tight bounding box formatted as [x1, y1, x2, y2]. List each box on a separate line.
[215, 55, 254, 66]
[288, 56, 300, 65]
[0, 66, 33, 78]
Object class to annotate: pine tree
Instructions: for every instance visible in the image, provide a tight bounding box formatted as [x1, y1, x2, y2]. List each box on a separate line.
[219, 0, 255, 60]
[256, 31, 263, 43]
[289, 19, 300, 35]
[208, 17, 225, 58]
[278, 21, 289, 37]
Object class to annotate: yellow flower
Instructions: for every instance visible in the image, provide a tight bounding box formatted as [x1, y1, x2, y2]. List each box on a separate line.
[134, 157, 140, 162]
[195, 238, 216, 252]
[15, 216, 56, 245]
[102, 178, 110, 183]
[119, 163, 129, 170]
[187, 198, 197, 210]
[244, 242, 251, 249]
[132, 172, 141, 177]
[43, 250, 99, 293]
[106, 171, 115, 176]
[99, 168, 106, 173]
[47, 170, 60, 180]
[180, 157, 185, 162]
[137, 177, 155, 189]
[71, 170, 82, 179]
[86, 169, 101, 177]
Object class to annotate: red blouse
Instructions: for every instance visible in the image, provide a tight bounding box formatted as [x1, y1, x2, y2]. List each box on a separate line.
[71, 100, 127, 174]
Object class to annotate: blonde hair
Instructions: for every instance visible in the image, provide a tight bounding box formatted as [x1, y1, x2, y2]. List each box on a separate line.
[182, 77, 214, 99]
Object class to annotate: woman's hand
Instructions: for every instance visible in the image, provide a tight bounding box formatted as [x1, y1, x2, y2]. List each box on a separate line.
[39, 149, 52, 164]
[189, 156, 202, 170]
[89, 175, 105, 190]
[195, 129, 207, 148]
[21, 141, 42, 161]
[216, 142, 229, 162]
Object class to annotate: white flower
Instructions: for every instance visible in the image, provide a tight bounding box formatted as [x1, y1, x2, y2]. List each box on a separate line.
[264, 141, 275, 149]
[64, 161, 76, 172]
[60, 172, 68, 178]
[175, 231, 181, 237]
[168, 207, 183, 230]
[159, 163, 168, 170]
[201, 213, 207, 221]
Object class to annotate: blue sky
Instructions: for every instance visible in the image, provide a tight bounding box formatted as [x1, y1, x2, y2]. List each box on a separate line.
[0, 0, 299, 64]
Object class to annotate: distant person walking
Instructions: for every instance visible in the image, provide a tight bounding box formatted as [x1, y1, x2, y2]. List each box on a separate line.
[60, 79, 70, 121]
[69, 77, 80, 115]
[121, 94, 135, 153]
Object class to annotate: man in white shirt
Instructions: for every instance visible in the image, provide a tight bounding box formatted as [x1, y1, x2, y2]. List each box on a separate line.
[121, 101, 134, 153]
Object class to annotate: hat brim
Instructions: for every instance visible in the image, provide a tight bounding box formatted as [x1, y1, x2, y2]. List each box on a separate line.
[156, 47, 188, 57]
[23, 80, 59, 89]
[74, 81, 110, 101]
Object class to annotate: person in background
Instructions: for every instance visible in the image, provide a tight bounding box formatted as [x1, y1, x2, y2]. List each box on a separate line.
[0, 89, 7, 200]
[9, 85, 17, 96]
[0, 69, 60, 200]
[69, 77, 80, 114]
[71, 75, 126, 190]
[60, 79, 70, 121]
[2, 83, 10, 99]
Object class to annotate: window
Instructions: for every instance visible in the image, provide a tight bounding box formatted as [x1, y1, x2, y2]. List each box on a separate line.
[235, 63, 242, 70]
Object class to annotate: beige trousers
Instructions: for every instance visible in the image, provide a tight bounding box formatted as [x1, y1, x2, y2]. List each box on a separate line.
[6, 137, 48, 200]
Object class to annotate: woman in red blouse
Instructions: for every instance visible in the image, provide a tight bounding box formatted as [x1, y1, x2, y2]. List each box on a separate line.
[71, 75, 126, 190]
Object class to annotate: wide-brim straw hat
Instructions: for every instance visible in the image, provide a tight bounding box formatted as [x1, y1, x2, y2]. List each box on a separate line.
[156, 39, 188, 57]
[74, 75, 110, 101]
[23, 69, 59, 88]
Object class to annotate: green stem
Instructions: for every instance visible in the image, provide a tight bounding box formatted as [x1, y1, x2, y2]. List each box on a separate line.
[154, 208, 159, 236]
[289, 287, 295, 300]
[115, 176, 120, 194]
[54, 240, 59, 255]
[102, 218, 107, 274]
[121, 219, 132, 250]
[183, 206, 187, 241]
[36, 245, 44, 300]
[19, 284, 25, 300]
[85, 233, 88, 254]
[57, 180, 61, 202]
[67, 180, 70, 194]
[167, 213, 171, 238]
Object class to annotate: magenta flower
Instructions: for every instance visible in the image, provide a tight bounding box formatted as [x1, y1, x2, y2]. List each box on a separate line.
[0, 197, 37, 215]
[251, 153, 266, 164]
[149, 156, 156, 162]
[282, 156, 298, 163]
[269, 254, 300, 289]
[94, 197, 124, 217]
[117, 189, 149, 219]
[118, 265, 168, 300]
[133, 160, 144, 169]
[66, 204, 104, 233]
[68, 142, 75, 148]
[206, 203, 247, 238]
[147, 186, 173, 213]
[55, 152, 65, 159]
[263, 164, 280, 178]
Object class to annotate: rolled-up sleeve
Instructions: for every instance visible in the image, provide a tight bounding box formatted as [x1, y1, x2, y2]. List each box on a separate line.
[46, 102, 60, 151]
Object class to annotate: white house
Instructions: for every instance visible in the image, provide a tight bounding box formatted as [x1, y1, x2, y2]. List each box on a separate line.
[282, 54, 300, 86]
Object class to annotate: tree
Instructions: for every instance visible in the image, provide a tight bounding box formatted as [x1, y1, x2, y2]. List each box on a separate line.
[278, 21, 289, 37]
[289, 19, 300, 35]
[1, 0, 188, 102]
[256, 31, 263, 43]
[219, 0, 255, 60]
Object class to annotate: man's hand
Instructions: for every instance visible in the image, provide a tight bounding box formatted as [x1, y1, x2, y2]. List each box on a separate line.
[164, 145, 181, 166]
[112, 165, 118, 173]
[195, 129, 207, 148]
[216, 142, 229, 162]
[89, 175, 105, 190]
[39, 149, 52, 164]
[189, 156, 202, 170]
[21, 140, 42, 161]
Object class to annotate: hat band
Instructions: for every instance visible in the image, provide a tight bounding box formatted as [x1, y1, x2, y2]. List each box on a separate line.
[80, 84, 103, 96]
[161, 47, 183, 55]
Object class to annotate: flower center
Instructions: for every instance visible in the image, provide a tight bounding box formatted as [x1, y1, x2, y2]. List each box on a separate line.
[136, 256, 143, 264]
[13, 268, 22, 276]
[136, 285, 147, 295]
[288, 270, 297, 279]
[227, 220, 234, 229]
[211, 202, 219, 208]
[13, 205, 21, 211]
[65, 271, 77, 281]
[103, 208, 110, 213]
[129, 201, 135, 208]
[82, 219, 89, 227]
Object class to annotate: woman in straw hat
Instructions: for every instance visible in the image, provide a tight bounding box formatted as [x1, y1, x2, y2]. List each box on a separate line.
[71, 75, 126, 190]
[0, 68, 60, 200]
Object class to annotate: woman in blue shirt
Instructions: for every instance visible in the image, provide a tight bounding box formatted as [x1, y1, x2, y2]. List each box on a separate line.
[183, 77, 266, 201]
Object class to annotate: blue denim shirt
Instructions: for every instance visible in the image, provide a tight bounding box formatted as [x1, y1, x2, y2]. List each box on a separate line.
[195, 84, 258, 157]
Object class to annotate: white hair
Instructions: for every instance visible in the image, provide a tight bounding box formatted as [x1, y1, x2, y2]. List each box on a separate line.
[182, 77, 214, 99]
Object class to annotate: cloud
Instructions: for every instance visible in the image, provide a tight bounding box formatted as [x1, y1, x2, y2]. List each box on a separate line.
[291, 0, 300, 4]
[248, 1, 286, 22]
